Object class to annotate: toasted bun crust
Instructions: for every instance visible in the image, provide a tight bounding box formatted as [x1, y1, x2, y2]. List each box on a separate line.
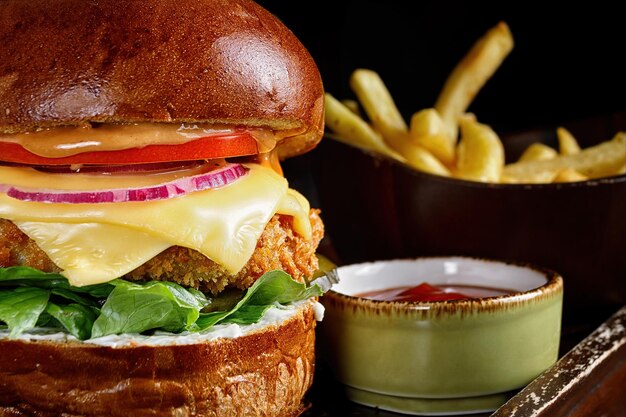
[0, 302, 316, 417]
[0, 0, 324, 158]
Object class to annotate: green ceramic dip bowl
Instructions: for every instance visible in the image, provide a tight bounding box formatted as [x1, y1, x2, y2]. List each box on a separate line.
[319, 256, 563, 415]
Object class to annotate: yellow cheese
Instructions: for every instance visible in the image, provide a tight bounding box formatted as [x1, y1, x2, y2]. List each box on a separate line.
[278, 188, 312, 239]
[0, 164, 311, 286]
[15, 222, 171, 286]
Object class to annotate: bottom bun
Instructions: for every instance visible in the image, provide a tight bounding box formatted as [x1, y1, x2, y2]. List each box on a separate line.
[0, 301, 318, 417]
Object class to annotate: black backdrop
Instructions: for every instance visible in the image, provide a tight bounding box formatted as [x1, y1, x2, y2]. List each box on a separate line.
[257, 0, 626, 210]
[257, 0, 626, 136]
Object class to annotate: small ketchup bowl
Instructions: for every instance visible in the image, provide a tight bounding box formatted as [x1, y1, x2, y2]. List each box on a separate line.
[319, 256, 563, 415]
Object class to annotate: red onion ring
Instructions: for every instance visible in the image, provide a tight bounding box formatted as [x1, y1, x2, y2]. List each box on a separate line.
[1, 163, 248, 204]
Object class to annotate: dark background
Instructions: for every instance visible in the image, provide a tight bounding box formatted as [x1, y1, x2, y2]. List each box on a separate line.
[258, 0, 625, 137]
[258, 0, 626, 211]
[252, 4, 625, 414]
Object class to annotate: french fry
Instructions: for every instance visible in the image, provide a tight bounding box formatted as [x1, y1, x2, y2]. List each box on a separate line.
[502, 132, 626, 182]
[349, 68, 408, 140]
[553, 168, 588, 183]
[369, 123, 451, 176]
[341, 99, 362, 116]
[501, 171, 558, 184]
[518, 143, 558, 162]
[349, 69, 450, 176]
[435, 22, 514, 142]
[324, 93, 403, 160]
[409, 108, 455, 166]
[326, 22, 623, 185]
[557, 127, 581, 155]
[456, 116, 505, 182]
[392, 140, 452, 176]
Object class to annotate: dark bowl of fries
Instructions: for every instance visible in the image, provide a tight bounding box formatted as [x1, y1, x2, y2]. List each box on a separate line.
[313, 22, 626, 325]
[314, 128, 626, 326]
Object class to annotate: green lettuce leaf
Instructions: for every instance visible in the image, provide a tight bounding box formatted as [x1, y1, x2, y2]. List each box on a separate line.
[50, 288, 100, 307]
[91, 280, 209, 338]
[0, 267, 113, 298]
[195, 270, 324, 329]
[220, 304, 273, 325]
[0, 287, 50, 337]
[0, 267, 328, 340]
[45, 302, 98, 340]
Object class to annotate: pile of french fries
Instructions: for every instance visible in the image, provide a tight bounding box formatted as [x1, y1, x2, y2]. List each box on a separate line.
[325, 22, 626, 183]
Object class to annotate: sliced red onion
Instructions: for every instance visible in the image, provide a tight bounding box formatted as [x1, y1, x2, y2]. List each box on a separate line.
[2, 163, 248, 204]
[35, 160, 210, 175]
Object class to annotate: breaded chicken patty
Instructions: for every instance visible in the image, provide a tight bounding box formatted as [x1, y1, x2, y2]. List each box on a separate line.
[0, 210, 323, 295]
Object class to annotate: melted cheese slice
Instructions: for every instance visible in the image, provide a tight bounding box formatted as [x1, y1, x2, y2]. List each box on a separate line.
[0, 164, 311, 286]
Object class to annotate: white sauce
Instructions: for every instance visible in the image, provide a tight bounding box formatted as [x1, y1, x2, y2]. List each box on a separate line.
[0, 300, 324, 348]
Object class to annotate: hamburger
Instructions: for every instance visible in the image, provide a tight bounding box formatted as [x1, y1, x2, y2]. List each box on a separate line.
[0, 0, 327, 415]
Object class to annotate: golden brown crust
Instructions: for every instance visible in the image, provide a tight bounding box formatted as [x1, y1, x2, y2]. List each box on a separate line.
[0, 302, 317, 417]
[0, 210, 323, 295]
[128, 210, 324, 293]
[0, 0, 324, 158]
[0, 219, 58, 272]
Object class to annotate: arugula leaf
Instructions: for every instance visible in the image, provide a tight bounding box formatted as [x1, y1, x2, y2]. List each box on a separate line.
[91, 280, 209, 338]
[45, 302, 98, 340]
[0, 287, 50, 337]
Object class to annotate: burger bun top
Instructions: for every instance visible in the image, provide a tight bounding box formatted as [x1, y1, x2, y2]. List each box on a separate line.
[0, 0, 324, 158]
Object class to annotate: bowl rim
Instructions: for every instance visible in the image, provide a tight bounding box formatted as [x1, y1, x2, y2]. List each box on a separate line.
[325, 255, 564, 312]
[323, 132, 626, 190]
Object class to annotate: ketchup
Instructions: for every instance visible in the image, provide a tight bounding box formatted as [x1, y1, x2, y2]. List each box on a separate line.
[356, 282, 512, 302]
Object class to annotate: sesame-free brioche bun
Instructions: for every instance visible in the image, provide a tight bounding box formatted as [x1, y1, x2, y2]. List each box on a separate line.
[0, 0, 324, 159]
[0, 301, 317, 417]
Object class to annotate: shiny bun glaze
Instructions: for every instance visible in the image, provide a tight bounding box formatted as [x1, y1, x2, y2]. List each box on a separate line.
[0, 0, 324, 159]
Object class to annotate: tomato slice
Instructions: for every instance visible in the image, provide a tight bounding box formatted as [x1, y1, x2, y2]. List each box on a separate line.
[0, 131, 259, 165]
